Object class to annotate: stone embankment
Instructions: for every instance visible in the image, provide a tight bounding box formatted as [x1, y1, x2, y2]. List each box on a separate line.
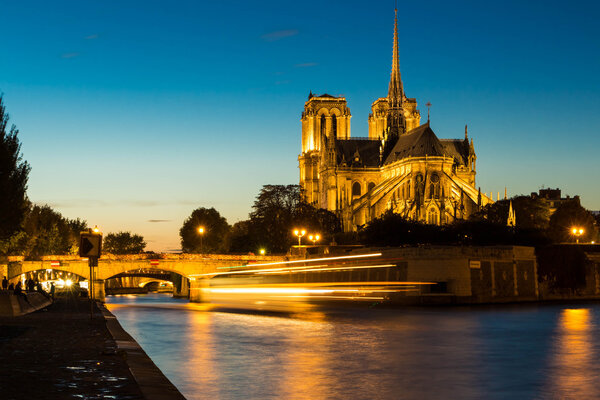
[0, 294, 185, 399]
[0, 290, 53, 316]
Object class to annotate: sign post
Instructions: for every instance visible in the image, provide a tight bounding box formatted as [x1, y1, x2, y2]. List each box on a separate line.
[80, 228, 102, 320]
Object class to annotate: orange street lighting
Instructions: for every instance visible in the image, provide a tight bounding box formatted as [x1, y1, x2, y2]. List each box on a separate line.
[198, 226, 205, 253]
[308, 234, 320, 246]
[293, 228, 306, 247]
[571, 227, 584, 244]
[259, 248, 266, 255]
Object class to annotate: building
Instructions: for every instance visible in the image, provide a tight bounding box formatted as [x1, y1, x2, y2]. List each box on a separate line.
[530, 188, 579, 214]
[298, 9, 492, 232]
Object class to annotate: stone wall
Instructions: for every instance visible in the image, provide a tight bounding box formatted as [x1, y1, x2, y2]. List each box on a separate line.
[371, 246, 538, 304]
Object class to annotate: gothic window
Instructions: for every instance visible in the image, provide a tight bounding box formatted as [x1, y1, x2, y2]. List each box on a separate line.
[332, 114, 337, 137]
[352, 182, 362, 197]
[368, 182, 375, 193]
[430, 174, 440, 199]
[320, 114, 326, 137]
[401, 185, 405, 199]
[427, 208, 439, 225]
[407, 180, 411, 198]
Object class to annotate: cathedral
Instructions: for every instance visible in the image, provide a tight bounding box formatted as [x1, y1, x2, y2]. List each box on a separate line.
[298, 9, 492, 232]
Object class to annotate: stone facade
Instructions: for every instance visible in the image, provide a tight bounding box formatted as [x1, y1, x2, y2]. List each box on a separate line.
[299, 10, 492, 231]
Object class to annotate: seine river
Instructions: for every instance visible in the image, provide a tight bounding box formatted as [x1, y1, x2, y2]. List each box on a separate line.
[105, 293, 600, 400]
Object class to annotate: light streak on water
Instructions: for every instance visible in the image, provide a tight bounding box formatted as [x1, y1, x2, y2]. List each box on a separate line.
[106, 294, 600, 400]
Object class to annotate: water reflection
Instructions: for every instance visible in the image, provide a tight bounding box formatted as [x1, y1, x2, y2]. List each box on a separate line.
[106, 295, 600, 400]
[277, 313, 333, 400]
[547, 308, 598, 399]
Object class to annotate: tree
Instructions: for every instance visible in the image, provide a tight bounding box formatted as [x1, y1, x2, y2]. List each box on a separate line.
[103, 232, 146, 254]
[249, 185, 301, 253]
[228, 220, 261, 254]
[8, 204, 88, 259]
[227, 197, 342, 254]
[548, 198, 597, 243]
[0, 95, 30, 240]
[180, 207, 230, 253]
[471, 196, 551, 230]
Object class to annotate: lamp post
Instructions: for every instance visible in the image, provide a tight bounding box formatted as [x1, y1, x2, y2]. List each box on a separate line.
[293, 228, 306, 247]
[198, 226, 205, 253]
[308, 233, 320, 246]
[571, 227, 584, 244]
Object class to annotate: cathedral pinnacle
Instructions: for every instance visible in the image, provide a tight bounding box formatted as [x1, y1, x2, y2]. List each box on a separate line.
[388, 8, 404, 107]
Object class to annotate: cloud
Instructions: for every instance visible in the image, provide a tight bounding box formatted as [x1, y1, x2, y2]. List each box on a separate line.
[46, 199, 202, 208]
[147, 219, 171, 223]
[261, 29, 298, 41]
[295, 62, 318, 68]
[61, 52, 80, 59]
[85, 34, 99, 40]
[47, 199, 109, 208]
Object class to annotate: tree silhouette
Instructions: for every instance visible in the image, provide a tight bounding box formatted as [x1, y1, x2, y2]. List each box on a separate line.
[0, 95, 30, 240]
[180, 207, 230, 253]
[548, 198, 597, 243]
[103, 232, 146, 254]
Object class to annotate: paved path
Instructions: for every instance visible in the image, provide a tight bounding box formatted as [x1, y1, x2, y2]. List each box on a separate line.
[0, 294, 144, 399]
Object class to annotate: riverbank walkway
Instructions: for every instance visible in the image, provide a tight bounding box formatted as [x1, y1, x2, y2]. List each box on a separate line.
[0, 294, 184, 399]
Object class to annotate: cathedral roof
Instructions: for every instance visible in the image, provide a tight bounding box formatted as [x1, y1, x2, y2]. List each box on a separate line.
[439, 139, 469, 165]
[317, 93, 339, 99]
[335, 139, 381, 168]
[383, 123, 445, 164]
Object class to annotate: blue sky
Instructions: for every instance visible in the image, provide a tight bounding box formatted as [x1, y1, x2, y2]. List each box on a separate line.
[1, 0, 599, 251]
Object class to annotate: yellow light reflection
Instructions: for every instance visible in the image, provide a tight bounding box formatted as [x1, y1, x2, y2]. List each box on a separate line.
[547, 308, 599, 399]
[278, 312, 333, 399]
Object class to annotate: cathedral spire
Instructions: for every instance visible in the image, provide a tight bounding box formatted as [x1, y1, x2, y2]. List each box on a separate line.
[388, 8, 404, 107]
[383, 7, 406, 140]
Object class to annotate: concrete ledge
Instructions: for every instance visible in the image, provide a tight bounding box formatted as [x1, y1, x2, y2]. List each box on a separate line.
[0, 291, 52, 316]
[99, 303, 186, 400]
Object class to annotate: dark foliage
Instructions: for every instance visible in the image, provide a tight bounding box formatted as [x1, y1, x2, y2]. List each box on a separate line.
[4, 205, 88, 259]
[548, 198, 597, 243]
[227, 185, 341, 254]
[470, 196, 551, 230]
[360, 210, 551, 247]
[0, 95, 30, 240]
[248, 184, 300, 253]
[180, 207, 230, 253]
[227, 220, 260, 254]
[103, 231, 146, 254]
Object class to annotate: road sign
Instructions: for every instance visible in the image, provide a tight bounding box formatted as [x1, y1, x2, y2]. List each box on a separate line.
[80, 232, 102, 258]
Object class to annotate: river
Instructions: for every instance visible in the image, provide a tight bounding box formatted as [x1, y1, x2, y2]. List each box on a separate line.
[105, 293, 600, 399]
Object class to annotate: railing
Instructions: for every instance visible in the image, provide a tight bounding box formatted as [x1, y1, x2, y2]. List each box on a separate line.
[344, 136, 380, 141]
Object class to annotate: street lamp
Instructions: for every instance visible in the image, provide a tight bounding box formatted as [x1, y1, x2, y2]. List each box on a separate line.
[308, 233, 320, 246]
[259, 248, 266, 255]
[293, 228, 306, 247]
[198, 226, 205, 253]
[571, 227, 584, 244]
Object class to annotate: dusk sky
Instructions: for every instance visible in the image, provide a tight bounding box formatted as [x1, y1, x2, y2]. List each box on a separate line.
[1, 0, 599, 252]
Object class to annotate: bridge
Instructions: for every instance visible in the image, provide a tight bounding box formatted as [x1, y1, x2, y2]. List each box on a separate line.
[2, 253, 287, 302]
[2, 246, 543, 306]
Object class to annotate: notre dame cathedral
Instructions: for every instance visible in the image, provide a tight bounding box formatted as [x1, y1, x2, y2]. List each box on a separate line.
[298, 9, 492, 232]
